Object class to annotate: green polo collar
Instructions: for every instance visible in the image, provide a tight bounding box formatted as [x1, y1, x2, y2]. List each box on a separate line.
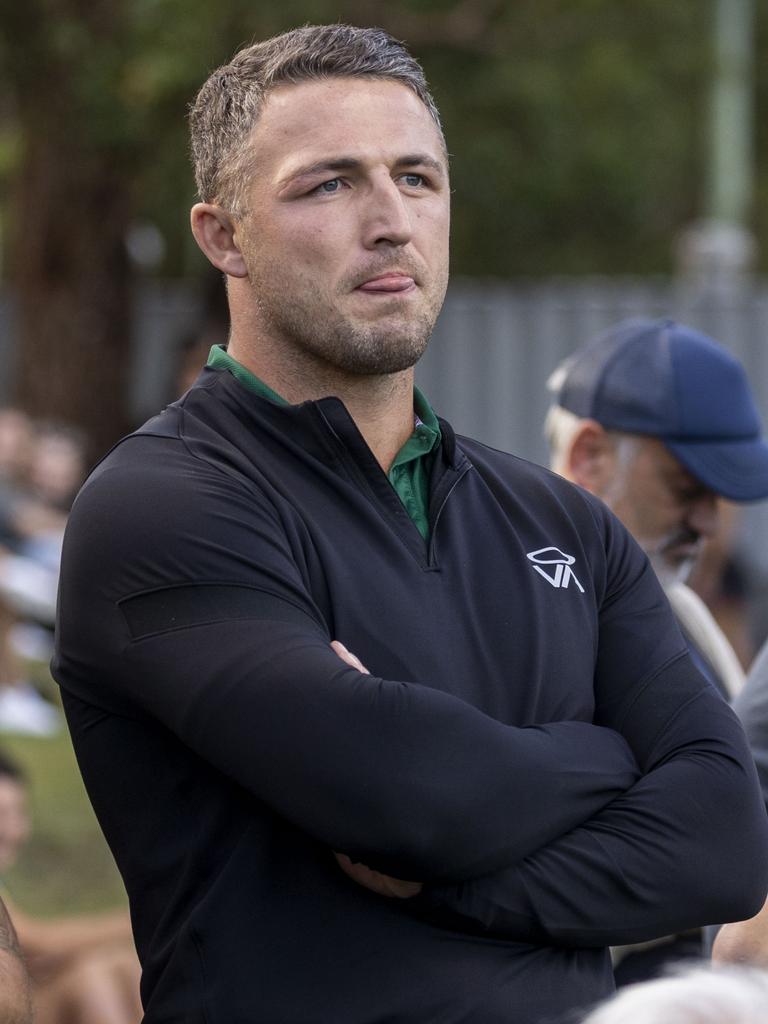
[207, 344, 286, 405]
[206, 344, 440, 540]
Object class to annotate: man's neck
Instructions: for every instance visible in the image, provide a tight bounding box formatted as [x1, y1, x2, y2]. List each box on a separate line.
[227, 333, 416, 475]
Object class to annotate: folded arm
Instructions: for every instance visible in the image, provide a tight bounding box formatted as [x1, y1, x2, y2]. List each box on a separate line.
[409, 507, 768, 944]
[54, 461, 640, 881]
[712, 895, 768, 967]
[100, 614, 642, 881]
[415, 654, 768, 944]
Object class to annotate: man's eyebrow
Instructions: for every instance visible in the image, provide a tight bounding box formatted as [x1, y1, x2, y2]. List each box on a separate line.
[290, 158, 361, 178]
[282, 153, 446, 184]
[397, 153, 445, 175]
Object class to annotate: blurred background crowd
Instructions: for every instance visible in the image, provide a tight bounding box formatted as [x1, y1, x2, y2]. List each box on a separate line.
[2, 0, 768, 1020]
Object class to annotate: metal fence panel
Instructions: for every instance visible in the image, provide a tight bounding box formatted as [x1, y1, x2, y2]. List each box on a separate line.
[3, 276, 768, 612]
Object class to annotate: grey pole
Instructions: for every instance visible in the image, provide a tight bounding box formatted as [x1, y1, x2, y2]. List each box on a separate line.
[709, 0, 753, 225]
[676, 0, 756, 291]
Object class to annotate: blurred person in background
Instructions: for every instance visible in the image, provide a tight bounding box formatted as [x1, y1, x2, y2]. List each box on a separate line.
[25, 423, 87, 515]
[0, 890, 31, 1024]
[685, 502, 756, 671]
[544, 318, 768, 982]
[18, 422, 87, 582]
[545, 318, 768, 703]
[579, 963, 768, 1024]
[173, 269, 230, 398]
[174, 330, 218, 397]
[0, 420, 88, 736]
[710, 638, 768, 970]
[0, 594, 59, 737]
[0, 411, 74, 549]
[0, 410, 36, 553]
[0, 752, 140, 1024]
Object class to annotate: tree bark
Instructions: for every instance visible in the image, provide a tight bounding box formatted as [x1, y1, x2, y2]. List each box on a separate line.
[4, 0, 135, 460]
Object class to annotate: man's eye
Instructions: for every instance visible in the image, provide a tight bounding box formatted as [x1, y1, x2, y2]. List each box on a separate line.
[315, 178, 342, 194]
[401, 173, 425, 187]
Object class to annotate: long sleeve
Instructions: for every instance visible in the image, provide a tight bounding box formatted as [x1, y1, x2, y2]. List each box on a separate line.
[58, 391, 759, 1021]
[416, 653, 768, 944]
[415, 506, 768, 944]
[54, 453, 640, 881]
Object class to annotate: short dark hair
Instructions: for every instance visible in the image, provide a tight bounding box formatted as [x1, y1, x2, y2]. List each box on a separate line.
[189, 24, 443, 217]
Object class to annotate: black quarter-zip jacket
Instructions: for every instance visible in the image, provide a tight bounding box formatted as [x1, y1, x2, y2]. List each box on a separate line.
[53, 367, 768, 1024]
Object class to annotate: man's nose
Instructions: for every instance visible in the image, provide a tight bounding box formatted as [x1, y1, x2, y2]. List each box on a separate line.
[687, 492, 719, 539]
[362, 178, 412, 249]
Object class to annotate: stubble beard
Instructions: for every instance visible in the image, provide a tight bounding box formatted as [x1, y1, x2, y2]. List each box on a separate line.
[248, 261, 448, 378]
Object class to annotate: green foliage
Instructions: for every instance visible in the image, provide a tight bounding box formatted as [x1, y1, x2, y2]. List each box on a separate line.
[0, 0, 764, 276]
[0, 646, 123, 916]
[2, 731, 127, 916]
[418, 0, 709, 274]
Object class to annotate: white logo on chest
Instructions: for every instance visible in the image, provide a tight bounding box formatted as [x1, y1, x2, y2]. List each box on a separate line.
[526, 547, 585, 593]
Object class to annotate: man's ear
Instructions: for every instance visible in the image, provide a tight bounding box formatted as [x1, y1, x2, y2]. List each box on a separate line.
[190, 204, 248, 278]
[566, 420, 616, 494]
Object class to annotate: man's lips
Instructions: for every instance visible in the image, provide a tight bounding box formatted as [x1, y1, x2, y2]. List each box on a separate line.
[356, 274, 416, 293]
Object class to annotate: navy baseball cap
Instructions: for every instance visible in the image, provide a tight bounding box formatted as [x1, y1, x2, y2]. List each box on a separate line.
[555, 318, 768, 502]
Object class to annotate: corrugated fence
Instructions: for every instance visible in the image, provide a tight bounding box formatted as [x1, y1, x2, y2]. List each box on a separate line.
[4, 276, 768, 617]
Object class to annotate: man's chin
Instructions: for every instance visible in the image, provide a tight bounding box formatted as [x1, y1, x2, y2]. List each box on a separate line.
[339, 346, 428, 376]
[330, 322, 434, 376]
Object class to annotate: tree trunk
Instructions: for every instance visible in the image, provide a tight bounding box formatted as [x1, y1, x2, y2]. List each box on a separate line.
[4, 0, 135, 462]
[13, 137, 133, 461]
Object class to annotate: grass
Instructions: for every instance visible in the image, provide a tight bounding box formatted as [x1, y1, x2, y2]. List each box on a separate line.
[2, 721, 129, 918]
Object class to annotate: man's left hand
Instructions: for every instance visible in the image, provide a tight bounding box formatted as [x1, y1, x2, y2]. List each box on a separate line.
[334, 852, 422, 899]
[330, 641, 422, 899]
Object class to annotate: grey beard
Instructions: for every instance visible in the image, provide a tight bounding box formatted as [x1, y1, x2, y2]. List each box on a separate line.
[649, 551, 697, 589]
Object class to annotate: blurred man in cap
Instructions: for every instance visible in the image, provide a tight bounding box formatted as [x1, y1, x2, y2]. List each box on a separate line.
[545, 317, 768, 702]
[545, 317, 768, 982]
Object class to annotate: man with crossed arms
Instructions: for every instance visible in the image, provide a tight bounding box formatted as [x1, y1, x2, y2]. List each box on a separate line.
[53, 24, 768, 1023]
